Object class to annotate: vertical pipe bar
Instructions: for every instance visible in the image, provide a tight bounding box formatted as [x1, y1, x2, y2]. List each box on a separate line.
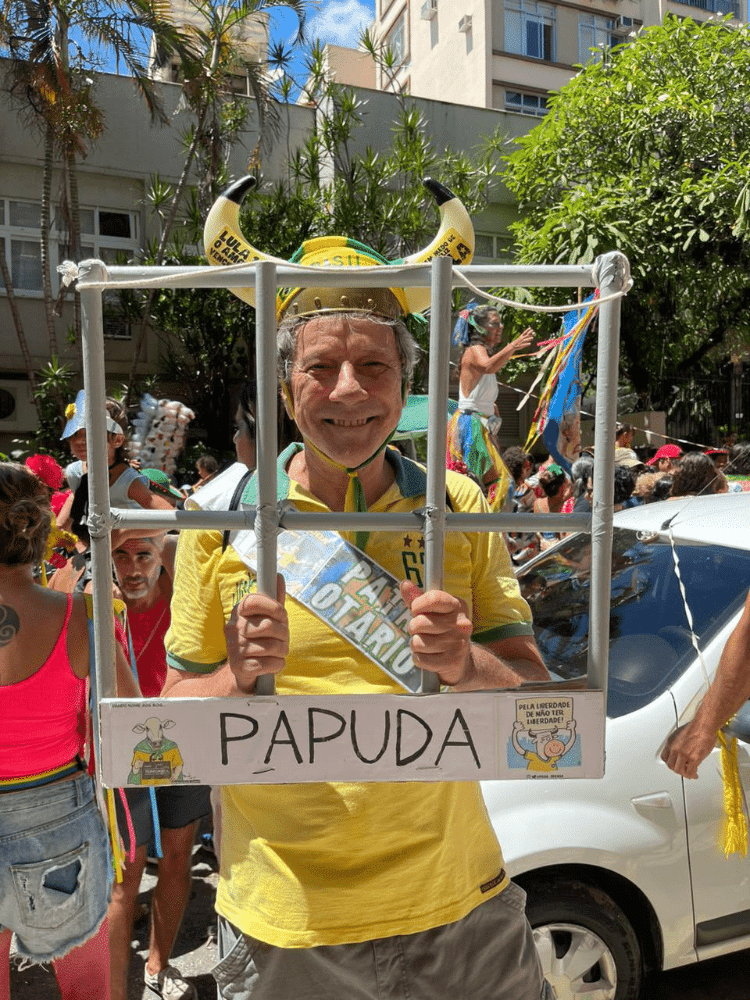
[78, 261, 116, 699]
[421, 256, 454, 694]
[254, 261, 279, 696]
[587, 252, 629, 698]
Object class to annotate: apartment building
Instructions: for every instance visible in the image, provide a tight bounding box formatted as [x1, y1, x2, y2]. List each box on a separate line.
[148, 0, 269, 95]
[372, 0, 742, 116]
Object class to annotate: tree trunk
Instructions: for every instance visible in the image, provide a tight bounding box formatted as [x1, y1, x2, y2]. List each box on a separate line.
[0, 253, 39, 407]
[126, 101, 209, 402]
[40, 123, 58, 356]
[66, 147, 83, 367]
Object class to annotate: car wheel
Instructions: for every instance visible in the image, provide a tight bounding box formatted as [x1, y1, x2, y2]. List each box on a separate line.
[523, 876, 643, 1000]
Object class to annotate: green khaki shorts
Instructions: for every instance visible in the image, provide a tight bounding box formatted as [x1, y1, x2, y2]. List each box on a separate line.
[213, 881, 554, 1000]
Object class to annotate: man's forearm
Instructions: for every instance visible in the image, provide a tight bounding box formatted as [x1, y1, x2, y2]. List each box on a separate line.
[693, 658, 750, 733]
[161, 662, 245, 698]
[693, 597, 750, 732]
[451, 642, 549, 691]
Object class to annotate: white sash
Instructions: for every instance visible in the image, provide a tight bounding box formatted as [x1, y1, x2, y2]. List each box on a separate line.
[231, 529, 423, 693]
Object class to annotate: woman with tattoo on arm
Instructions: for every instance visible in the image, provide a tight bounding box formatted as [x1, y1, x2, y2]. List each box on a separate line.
[0, 462, 139, 1000]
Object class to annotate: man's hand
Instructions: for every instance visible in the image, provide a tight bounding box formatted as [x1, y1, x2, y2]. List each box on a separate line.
[661, 721, 718, 779]
[400, 580, 473, 686]
[224, 574, 289, 693]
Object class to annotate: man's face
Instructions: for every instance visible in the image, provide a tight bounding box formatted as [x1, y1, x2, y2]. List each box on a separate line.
[288, 316, 404, 469]
[112, 538, 162, 601]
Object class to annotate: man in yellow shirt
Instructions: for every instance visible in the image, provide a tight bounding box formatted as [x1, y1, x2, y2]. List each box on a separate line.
[164, 193, 551, 999]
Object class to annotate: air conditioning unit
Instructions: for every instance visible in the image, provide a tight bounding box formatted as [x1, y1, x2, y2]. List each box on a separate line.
[458, 14, 473, 32]
[420, 0, 437, 19]
[612, 15, 634, 35]
[0, 379, 37, 434]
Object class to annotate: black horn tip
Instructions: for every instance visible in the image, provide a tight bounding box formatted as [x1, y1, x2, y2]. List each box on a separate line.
[423, 177, 456, 206]
[223, 175, 258, 206]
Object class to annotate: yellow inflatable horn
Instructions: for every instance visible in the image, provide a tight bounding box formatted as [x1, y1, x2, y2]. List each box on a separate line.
[203, 175, 474, 317]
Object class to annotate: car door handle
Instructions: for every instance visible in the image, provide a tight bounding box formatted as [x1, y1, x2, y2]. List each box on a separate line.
[631, 792, 673, 809]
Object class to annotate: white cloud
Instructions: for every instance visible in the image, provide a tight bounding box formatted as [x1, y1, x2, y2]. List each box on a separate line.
[306, 0, 375, 49]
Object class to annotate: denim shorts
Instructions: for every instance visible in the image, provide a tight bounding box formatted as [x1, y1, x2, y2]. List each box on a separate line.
[214, 881, 555, 1000]
[0, 772, 111, 964]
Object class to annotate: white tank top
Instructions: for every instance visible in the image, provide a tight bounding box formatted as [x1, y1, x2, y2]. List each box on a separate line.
[458, 373, 498, 417]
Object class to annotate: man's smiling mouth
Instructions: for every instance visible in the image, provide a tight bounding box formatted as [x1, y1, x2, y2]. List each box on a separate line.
[325, 417, 375, 427]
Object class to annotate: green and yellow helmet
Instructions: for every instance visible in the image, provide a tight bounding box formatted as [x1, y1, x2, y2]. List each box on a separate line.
[203, 175, 475, 320]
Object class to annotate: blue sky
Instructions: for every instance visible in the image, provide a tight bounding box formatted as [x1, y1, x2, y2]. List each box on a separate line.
[298, 0, 375, 48]
[269, 0, 376, 87]
[77, 1, 376, 92]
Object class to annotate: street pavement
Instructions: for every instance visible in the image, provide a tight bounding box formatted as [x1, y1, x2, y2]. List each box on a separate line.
[8, 830, 750, 999]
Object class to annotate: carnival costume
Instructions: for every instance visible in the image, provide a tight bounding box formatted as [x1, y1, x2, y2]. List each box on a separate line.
[446, 304, 510, 510]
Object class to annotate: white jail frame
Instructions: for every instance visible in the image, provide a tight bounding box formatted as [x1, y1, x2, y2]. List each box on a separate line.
[71, 252, 628, 786]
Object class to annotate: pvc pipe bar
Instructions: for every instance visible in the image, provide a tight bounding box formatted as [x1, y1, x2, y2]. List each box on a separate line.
[109, 508, 591, 535]
[253, 262, 280, 696]
[75, 262, 596, 292]
[421, 257, 454, 693]
[78, 261, 119, 701]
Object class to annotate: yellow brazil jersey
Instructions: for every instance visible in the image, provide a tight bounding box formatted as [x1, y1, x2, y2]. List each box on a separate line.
[524, 751, 561, 772]
[165, 444, 534, 947]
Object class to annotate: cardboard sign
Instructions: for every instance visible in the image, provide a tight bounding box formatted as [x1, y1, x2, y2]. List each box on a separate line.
[99, 690, 605, 786]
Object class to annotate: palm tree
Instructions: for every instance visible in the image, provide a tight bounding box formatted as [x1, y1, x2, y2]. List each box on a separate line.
[0, 0, 187, 358]
[127, 0, 310, 395]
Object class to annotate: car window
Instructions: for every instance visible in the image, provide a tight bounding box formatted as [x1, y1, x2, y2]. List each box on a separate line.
[518, 530, 750, 718]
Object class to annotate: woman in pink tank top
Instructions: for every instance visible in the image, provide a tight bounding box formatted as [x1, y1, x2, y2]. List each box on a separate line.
[0, 462, 139, 1000]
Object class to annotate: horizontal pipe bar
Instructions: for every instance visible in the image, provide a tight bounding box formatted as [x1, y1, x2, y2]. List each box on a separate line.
[75, 262, 596, 292]
[110, 507, 590, 534]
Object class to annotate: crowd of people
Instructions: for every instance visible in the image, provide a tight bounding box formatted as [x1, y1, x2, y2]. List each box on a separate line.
[2, 342, 747, 1000]
[498, 431, 745, 565]
[2, 339, 746, 1000]
[1, 219, 747, 999]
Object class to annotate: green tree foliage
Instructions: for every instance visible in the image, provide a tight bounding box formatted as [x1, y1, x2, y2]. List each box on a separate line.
[19, 357, 77, 461]
[503, 14, 750, 413]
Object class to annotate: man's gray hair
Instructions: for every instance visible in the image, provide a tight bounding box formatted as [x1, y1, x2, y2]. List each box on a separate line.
[277, 312, 419, 385]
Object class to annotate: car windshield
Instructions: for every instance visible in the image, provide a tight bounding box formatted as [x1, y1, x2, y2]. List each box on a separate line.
[518, 529, 750, 718]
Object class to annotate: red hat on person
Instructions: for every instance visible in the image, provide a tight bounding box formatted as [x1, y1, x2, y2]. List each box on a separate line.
[646, 444, 682, 466]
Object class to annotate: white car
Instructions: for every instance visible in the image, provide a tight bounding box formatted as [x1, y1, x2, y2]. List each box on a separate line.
[483, 493, 750, 1000]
